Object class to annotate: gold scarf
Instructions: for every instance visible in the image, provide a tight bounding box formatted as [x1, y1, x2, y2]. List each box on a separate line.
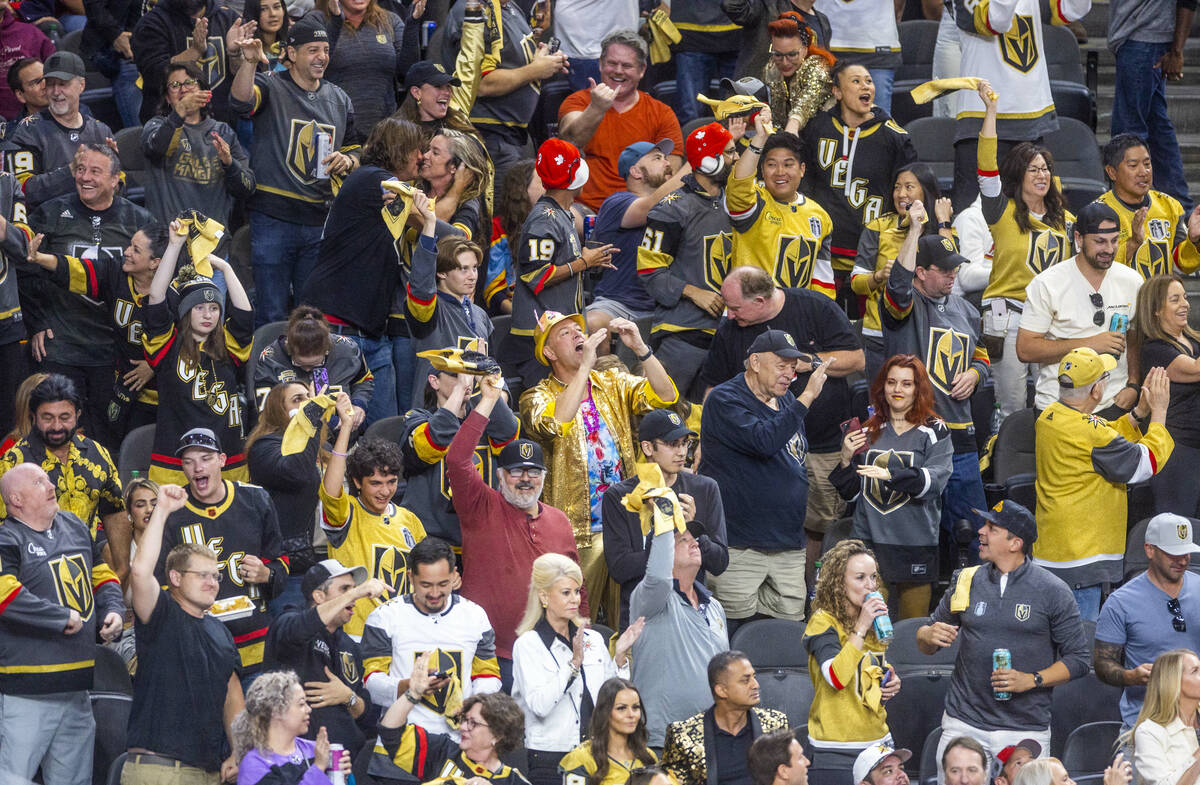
[620, 463, 684, 536]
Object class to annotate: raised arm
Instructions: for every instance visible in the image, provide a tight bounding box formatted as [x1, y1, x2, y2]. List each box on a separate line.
[559, 79, 616, 151]
[130, 484, 188, 623]
[149, 220, 186, 305]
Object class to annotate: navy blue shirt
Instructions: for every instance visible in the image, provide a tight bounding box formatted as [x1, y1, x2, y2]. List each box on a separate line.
[700, 374, 810, 549]
[592, 190, 655, 312]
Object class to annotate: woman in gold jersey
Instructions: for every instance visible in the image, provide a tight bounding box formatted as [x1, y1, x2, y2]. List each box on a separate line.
[976, 81, 1075, 420]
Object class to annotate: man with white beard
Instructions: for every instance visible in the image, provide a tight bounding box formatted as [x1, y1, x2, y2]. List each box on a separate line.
[446, 372, 584, 690]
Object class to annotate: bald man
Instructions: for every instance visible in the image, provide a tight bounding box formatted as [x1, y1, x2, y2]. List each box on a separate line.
[0, 463, 124, 785]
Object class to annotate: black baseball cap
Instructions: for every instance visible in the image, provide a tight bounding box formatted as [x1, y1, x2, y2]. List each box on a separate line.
[498, 439, 545, 471]
[176, 427, 222, 456]
[638, 409, 696, 443]
[915, 235, 968, 269]
[404, 61, 462, 90]
[746, 329, 804, 359]
[974, 499, 1038, 545]
[301, 558, 367, 599]
[43, 51, 85, 81]
[1075, 201, 1120, 236]
[287, 18, 329, 48]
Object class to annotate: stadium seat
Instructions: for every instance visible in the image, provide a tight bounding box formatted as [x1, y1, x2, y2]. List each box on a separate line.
[999, 472, 1036, 513]
[1051, 82, 1096, 130]
[1042, 25, 1086, 85]
[1043, 119, 1107, 212]
[1123, 516, 1200, 579]
[730, 618, 807, 669]
[59, 29, 83, 54]
[891, 86, 932, 128]
[91, 691, 132, 785]
[94, 645, 132, 695]
[795, 724, 811, 757]
[884, 666, 953, 765]
[918, 726, 941, 785]
[756, 668, 814, 727]
[106, 751, 127, 785]
[364, 415, 407, 443]
[114, 126, 146, 204]
[117, 424, 155, 487]
[991, 408, 1037, 485]
[1049, 673, 1122, 758]
[905, 117, 955, 195]
[682, 117, 711, 140]
[888, 617, 958, 668]
[896, 20, 939, 82]
[649, 80, 677, 108]
[1061, 721, 1122, 779]
[534, 78, 572, 142]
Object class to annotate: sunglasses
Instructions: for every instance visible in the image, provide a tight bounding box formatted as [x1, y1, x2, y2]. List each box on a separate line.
[1169, 597, 1187, 632]
[1091, 292, 1105, 327]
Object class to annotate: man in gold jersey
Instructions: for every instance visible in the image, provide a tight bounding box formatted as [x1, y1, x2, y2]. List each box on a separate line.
[725, 107, 835, 297]
[1097, 134, 1200, 280]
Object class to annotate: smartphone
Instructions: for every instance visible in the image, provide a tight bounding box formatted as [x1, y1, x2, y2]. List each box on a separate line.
[428, 669, 451, 680]
[840, 417, 868, 457]
[547, 36, 561, 54]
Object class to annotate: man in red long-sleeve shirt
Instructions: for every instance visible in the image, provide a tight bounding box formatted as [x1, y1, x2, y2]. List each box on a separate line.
[446, 373, 585, 690]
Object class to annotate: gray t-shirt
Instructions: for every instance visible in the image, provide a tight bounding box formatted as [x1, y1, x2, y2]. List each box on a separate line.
[1108, 0, 1179, 54]
[1095, 571, 1200, 726]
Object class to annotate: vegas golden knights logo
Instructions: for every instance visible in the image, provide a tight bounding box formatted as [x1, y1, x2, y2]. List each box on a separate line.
[188, 35, 228, 89]
[926, 326, 970, 395]
[999, 15, 1038, 74]
[440, 447, 493, 501]
[703, 232, 733, 290]
[415, 649, 463, 714]
[339, 651, 360, 683]
[287, 119, 337, 185]
[48, 553, 94, 621]
[863, 449, 915, 514]
[372, 545, 411, 594]
[775, 235, 819, 288]
[1025, 228, 1067, 275]
[519, 442, 533, 460]
[1180, 524, 1190, 541]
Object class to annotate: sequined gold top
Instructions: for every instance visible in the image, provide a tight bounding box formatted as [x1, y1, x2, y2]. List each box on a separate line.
[519, 367, 678, 545]
[765, 55, 834, 131]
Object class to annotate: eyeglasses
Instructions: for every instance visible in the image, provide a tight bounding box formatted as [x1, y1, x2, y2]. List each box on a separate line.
[167, 78, 200, 90]
[460, 716, 489, 730]
[1026, 165, 1051, 175]
[507, 467, 544, 479]
[770, 50, 804, 61]
[183, 570, 223, 583]
[1169, 598, 1187, 632]
[1090, 292, 1106, 327]
[20, 76, 43, 90]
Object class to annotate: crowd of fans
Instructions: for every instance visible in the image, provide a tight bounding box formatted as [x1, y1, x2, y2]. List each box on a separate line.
[0, 0, 1199, 784]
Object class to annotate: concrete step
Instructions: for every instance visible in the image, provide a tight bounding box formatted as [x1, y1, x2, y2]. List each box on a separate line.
[1093, 84, 1200, 135]
[1081, 37, 1200, 68]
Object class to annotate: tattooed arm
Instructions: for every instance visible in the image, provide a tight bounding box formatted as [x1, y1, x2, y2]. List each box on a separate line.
[1094, 640, 1152, 687]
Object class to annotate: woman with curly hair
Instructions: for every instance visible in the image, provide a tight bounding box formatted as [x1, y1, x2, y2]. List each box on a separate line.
[763, 12, 835, 134]
[802, 539, 901, 785]
[558, 677, 658, 785]
[484, 160, 542, 315]
[373, 651, 532, 785]
[975, 79, 1076, 420]
[234, 670, 351, 785]
[829, 354, 953, 617]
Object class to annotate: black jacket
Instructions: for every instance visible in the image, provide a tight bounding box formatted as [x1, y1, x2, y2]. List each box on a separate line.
[132, 0, 240, 123]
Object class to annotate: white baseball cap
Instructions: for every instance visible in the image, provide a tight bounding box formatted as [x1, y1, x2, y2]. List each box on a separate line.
[1146, 513, 1200, 556]
[853, 744, 912, 785]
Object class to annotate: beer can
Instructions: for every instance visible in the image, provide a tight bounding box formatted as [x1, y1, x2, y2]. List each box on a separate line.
[329, 743, 346, 785]
[583, 214, 596, 244]
[314, 131, 332, 179]
[865, 591, 893, 641]
[993, 648, 1012, 701]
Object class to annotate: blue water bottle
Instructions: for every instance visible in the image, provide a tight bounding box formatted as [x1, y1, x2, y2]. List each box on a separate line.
[866, 591, 893, 641]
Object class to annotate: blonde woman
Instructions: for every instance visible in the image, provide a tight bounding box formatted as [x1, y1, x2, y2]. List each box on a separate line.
[233, 670, 351, 785]
[1122, 649, 1200, 785]
[1012, 755, 1131, 785]
[512, 554, 643, 785]
[423, 129, 493, 243]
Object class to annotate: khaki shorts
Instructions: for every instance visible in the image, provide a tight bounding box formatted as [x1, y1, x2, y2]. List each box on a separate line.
[708, 547, 807, 621]
[804, 451, 847, 535]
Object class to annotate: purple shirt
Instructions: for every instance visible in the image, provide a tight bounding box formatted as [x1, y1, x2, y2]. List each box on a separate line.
[0, 11, 54, 120]
[237, 738, 332, 785]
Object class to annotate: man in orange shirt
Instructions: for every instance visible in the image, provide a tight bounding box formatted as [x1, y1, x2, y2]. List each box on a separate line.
[558, 30, 684, 211]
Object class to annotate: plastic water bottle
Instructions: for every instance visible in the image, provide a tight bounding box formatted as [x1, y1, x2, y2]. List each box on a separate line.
[866, 591, 893, 641]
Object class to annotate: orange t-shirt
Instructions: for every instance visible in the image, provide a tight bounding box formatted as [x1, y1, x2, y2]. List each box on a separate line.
[558, 89, 684, 210]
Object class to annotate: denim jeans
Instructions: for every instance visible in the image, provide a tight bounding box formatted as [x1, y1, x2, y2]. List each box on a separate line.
[868, 68, 895, 115]
[392, 333, 415, 413]
[674, 50, 738, 125]
[942, 449, 987, 564]
[1072, 585, 1103, 622]
[113, 60, 142, 129]
[348, 334, 397, 425]
[1111, 40, 1193, 212]
[248, 211, 323, 327]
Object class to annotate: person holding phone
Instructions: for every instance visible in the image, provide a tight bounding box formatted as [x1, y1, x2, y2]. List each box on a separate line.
[829, 355, 953, 620]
